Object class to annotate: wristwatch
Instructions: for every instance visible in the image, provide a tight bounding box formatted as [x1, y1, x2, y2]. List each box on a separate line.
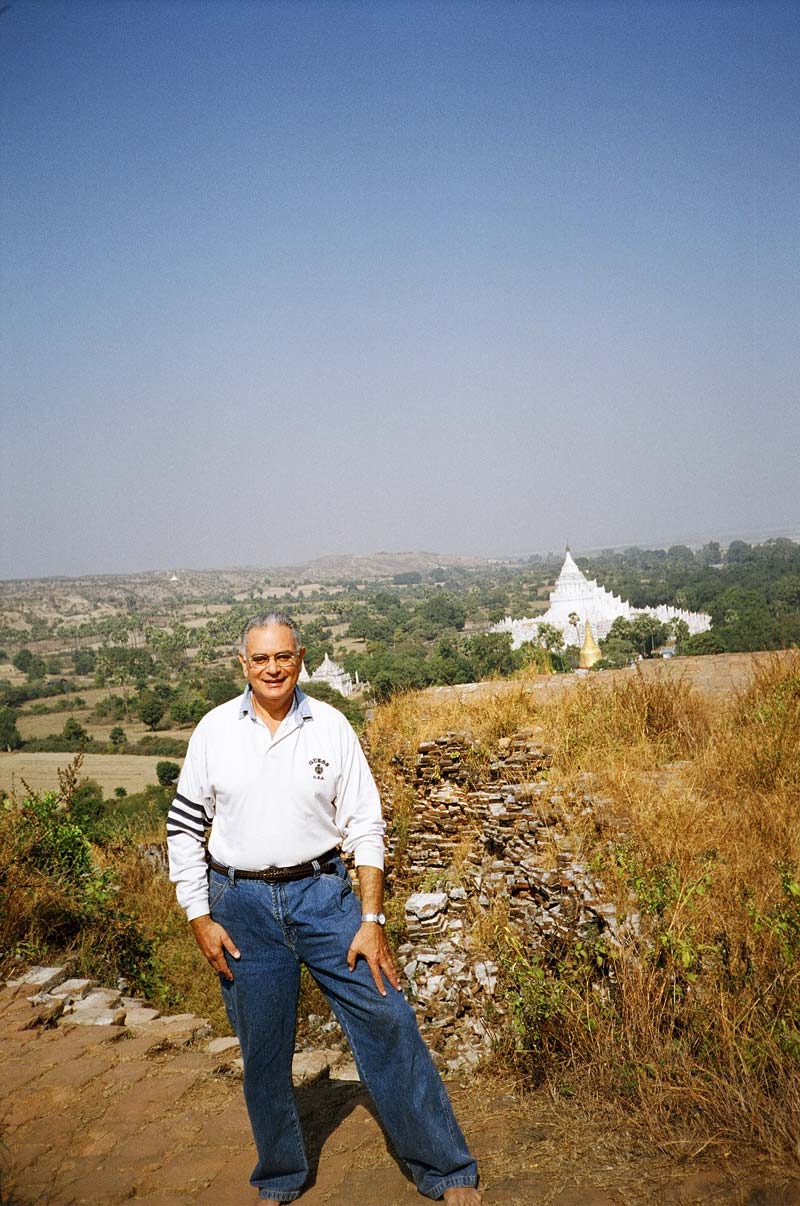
[362, 912, 386, 926]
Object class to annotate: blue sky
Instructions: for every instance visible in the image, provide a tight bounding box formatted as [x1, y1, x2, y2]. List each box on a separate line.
[1, 0, 798, 578]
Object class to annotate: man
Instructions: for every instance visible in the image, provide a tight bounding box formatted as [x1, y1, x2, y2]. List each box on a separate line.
[167, 613, 480, 1205]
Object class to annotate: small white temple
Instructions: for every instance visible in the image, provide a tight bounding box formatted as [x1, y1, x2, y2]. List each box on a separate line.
[302, 653, 355, 697]
[492, 548, 711, 649]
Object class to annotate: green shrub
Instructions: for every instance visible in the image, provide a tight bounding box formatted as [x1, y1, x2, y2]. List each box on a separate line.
[156, 760, 181, 787]
[0, 788, 164, 998]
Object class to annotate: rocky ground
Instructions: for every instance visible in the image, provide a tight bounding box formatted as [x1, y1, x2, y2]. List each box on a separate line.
[2, 968, 798, 1206]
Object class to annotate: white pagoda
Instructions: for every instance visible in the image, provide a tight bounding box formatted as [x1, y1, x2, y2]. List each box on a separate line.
[492, 548, 711, 649]
[308, 653, 354, 697]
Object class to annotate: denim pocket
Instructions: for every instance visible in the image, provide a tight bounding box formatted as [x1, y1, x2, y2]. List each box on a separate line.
[208, 871, 230, 911]
[315, 868, 353, 915]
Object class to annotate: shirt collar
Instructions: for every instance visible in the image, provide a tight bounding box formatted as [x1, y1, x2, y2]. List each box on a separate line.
[238, 684, 312, 724]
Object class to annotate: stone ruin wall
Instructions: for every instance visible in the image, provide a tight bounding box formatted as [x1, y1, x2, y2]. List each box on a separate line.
[371, 730, 629, 1074]
[137, 730, 631, 1074]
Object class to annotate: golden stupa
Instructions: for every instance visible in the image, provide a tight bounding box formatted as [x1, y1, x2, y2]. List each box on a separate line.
[578, 619, 602, 669]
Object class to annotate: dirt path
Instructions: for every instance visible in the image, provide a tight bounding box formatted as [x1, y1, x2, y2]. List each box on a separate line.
[2, 975, 797, 1206]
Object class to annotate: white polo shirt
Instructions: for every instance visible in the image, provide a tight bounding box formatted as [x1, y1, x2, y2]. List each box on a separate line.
[167, 687, 385, 921]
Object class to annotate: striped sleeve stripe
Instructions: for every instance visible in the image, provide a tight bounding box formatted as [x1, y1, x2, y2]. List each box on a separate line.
[175, 791, 214, 824]
[167, 817, 206, 840]
[168, 802, 206, 833]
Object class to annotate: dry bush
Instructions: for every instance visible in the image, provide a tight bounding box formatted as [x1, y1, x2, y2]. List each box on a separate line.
[539, 667, 712, 774]
[0, 785, 164, 998]
[371, 659, 800, 1168]
[498, 658, 800, 1167]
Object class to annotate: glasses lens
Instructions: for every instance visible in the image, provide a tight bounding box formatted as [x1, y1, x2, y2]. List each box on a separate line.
[250, 652, 296, 667]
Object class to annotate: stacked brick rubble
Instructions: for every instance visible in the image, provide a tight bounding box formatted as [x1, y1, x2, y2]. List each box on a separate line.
[379, 731, 627, 1073]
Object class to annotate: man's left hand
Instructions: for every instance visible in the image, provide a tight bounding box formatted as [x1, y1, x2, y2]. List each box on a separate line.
[347, 923, 401, 996]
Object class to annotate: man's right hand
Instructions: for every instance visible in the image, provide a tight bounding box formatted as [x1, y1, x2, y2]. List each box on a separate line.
[189, 914, 241, 981]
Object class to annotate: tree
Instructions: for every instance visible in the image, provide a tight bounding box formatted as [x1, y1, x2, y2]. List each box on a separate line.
[463, 632, 517, 679]
[63, 716, 88, 745]
[682, 630, 726, 655]
[109, 726, 127, 747]
[300, 681, 366, 730]
[156, 760, 181, 787]
[597, 636, 637, 669]
[419, 593, 466, 630]
[12, 648, 33, 673]
[669, 618, 690, 654]
[534, 623, 565, 653]
[138, 693, 165, 731]
[204, 672, 241, 708]
[148, 625, 191, 671]
[26, 655, 47, 681]
[71, 778, 105, 830]
[427, 640, 475, 685]
[726, 540, 753, 565]
[696, 541, 721, 567]
[0, 707, 22, 751]
[667, 545, 695, 565]
[607, 616, 668, 658]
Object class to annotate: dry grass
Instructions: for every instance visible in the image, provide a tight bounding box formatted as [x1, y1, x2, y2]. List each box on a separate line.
[0, 752, 174, 795]
[100, 841, 232, 1032]
[367, 652, 800, 1170]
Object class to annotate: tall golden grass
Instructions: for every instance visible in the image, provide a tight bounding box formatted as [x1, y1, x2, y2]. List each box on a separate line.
[368, 652, 800, 1167]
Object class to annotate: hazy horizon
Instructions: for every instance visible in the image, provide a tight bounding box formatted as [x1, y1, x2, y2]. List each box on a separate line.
[2, 1, 798, 580]
[3, 522, 800, 587]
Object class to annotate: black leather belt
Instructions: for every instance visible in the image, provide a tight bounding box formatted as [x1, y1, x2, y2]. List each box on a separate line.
[207, 847, 340, 884]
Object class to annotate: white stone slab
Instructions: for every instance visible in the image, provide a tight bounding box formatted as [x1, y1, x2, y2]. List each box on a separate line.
[52, 978, 94, 1000]
[15, 966, 70, 992]
[206, 1036, 241, 1056]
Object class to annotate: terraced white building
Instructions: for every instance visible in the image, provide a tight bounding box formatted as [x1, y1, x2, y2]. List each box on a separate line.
[492, 549, 711, 648]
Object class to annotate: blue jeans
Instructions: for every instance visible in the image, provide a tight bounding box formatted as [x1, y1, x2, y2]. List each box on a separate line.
[210, 858, 478, 1202]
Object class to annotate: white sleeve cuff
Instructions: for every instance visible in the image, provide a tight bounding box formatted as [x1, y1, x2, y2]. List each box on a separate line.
[353, 844, 385, 871]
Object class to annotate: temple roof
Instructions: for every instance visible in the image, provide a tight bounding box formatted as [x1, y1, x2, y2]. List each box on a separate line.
[314, 654, 341, 675]
[557, 548, 584, 583]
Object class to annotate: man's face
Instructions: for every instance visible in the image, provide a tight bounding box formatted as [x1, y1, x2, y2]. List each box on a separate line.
[238, 624, 305, 718]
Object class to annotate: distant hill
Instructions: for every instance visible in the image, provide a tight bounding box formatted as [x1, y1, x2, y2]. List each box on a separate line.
[0, 551, 503, 613]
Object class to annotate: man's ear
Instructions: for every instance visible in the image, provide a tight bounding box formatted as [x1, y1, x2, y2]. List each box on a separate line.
[237, 651, 248, 677]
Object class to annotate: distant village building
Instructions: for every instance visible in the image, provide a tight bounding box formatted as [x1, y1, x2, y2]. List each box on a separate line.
[492, 548, 711, 649]
[300, 653, 355, 697]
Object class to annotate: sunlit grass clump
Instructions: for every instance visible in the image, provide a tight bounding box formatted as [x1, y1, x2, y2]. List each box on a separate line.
[368, 652, 800, 1167]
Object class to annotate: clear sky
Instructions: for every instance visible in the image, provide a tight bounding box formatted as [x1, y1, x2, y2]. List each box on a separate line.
[1, 0, 798, 579]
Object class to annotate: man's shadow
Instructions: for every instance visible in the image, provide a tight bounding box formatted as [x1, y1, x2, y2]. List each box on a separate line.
[294, 1077, 414, 1190]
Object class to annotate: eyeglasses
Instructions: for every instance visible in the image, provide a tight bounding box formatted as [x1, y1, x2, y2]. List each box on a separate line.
[246, 651, 299, 668]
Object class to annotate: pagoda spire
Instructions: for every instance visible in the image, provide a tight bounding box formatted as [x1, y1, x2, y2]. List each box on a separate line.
[579, 619, 602, 669]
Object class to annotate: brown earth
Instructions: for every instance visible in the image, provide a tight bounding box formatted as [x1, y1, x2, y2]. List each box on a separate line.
[1, 979, 798, 1206]
[0, 753, 173, 797]
[424, 651, 794, 708]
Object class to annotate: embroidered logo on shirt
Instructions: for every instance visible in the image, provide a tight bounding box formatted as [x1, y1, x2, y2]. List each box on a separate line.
[309, 757, 330, 780]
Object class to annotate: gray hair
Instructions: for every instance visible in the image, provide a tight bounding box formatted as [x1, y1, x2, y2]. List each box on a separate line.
[238, 612, 302, 655]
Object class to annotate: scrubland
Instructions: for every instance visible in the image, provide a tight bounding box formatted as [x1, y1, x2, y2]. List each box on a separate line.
[1, 652, 798, 1170]
[370, 652, 800, 1166]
